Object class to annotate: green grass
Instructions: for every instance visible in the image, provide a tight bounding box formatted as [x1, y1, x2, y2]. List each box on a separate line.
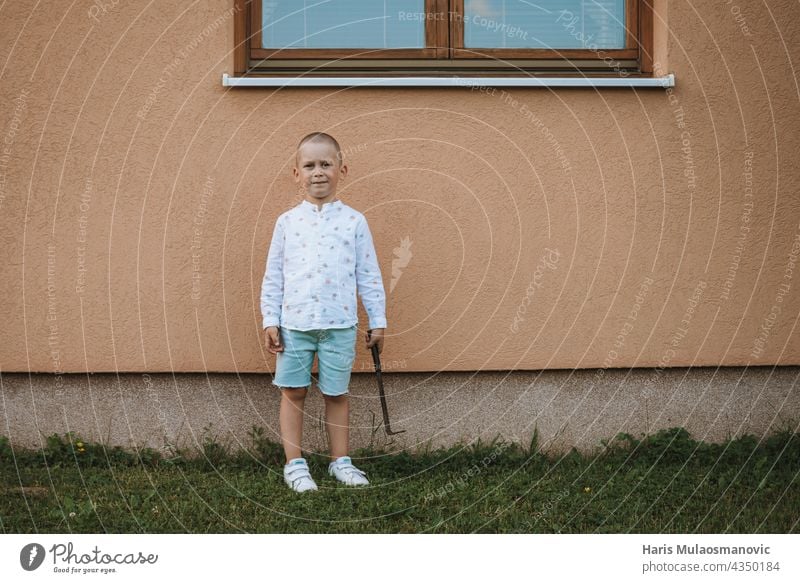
[1, 426, 798, 533]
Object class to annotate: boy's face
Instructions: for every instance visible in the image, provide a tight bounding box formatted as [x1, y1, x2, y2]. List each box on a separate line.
[293, 140, 348, 205]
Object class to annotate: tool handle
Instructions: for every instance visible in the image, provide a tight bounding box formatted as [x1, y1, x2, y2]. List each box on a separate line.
[368, 330, 382, 372]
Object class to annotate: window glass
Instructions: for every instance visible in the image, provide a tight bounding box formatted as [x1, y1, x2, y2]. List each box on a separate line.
[464, 0, 626, 49]
[261, 0, 427, 49]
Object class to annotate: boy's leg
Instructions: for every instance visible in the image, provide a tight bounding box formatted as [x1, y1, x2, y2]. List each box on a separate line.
[280, 387, 309, 462]
[316, 325, 358, 460]
[272, 327, 315, 463]
[322, 393, 349, 459]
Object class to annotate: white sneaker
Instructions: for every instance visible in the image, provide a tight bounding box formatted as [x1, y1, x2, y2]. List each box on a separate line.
[328, 456, 369, 486]
[283, 458, 318, 492]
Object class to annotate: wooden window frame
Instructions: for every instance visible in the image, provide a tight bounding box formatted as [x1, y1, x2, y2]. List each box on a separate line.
[234, 0, 654, 77]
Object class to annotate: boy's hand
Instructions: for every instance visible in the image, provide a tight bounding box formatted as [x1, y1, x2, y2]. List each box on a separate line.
[265, 326, 284, 354]
[366, 328, 384, 354]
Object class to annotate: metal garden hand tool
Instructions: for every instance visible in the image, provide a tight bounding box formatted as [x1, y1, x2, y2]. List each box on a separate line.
[368, 330, 405, 436]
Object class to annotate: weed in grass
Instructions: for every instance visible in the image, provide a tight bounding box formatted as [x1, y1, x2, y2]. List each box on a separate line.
[10, 432, 165, 469]
[0, 435, 11, 459]
[527, 426, 541, 457]
[199, 423, 230, 469]
[247, 425, 284, 466]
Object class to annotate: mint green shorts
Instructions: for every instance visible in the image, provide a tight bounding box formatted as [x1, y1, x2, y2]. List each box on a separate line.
[272, 324, 358, 396]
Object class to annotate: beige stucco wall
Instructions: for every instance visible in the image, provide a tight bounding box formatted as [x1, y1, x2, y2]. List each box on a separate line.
[1, 1, 799, 376]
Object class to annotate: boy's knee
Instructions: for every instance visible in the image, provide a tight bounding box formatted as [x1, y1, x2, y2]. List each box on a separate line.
[323, 392, 348, 402]
[281, 387, 309, 402]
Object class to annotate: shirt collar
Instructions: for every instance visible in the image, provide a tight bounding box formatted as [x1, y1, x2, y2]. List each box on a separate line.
[301, 199, 343, 213]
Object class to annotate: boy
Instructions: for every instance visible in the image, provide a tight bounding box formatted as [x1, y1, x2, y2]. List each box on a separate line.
[260, 132, 387, 492]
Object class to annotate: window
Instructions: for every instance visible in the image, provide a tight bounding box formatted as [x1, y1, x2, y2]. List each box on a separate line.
[233, 0, 654, 77]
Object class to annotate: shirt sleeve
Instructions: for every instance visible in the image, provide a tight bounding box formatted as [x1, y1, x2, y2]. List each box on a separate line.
[260, 215, 285, 329]
[354, 215, 387, 330]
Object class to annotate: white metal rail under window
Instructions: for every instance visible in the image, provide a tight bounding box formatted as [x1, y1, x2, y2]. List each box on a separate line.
[221, 73, 675, 88]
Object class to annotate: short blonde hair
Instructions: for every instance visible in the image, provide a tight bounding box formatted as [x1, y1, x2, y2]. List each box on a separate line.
[296, 132, 342, 164]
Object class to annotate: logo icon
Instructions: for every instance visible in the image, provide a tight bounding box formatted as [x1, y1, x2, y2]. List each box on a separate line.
[390, 236, 413, 293]
[20, 543, 46, 571]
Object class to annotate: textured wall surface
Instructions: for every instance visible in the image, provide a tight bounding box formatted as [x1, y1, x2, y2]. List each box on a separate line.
[1, 367, 797, 455]
[1, 1, 799, 375]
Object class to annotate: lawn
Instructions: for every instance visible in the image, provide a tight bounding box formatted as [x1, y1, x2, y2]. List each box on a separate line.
[1, 427, 798, 533]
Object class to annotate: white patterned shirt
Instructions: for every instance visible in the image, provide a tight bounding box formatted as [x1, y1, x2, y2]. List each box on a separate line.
[261, 199, 387, 331]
